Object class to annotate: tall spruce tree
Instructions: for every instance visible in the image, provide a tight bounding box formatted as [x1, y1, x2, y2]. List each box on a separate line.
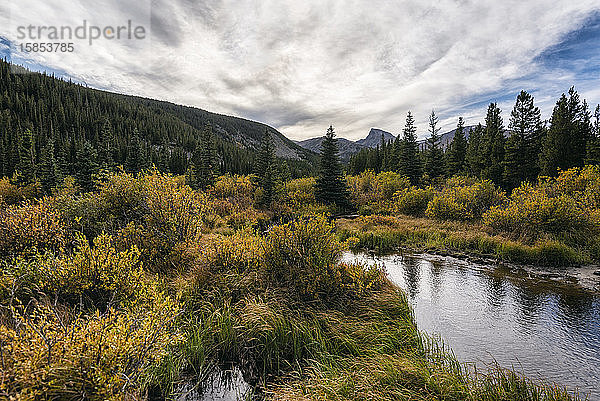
[255, 129, 279, 206]
[586, 104, 600, 165]
[541, 87, 591, 175]
[445, 117, 467, 176]
[315, 126, 352, 211]
[195, 124, 217, 189]
[16, 129, 37, 185]
[503, 91, 544, 188]
[39, 139, 61, 192]
[399, 112, 422, 184]
[481, 103, 505, 185]
[466, 123, 485, 177]
[74, 141, 99, 192]
[424, 110, 444, 179]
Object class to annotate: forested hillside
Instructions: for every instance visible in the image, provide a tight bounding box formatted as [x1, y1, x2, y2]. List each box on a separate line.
[0, 60, 316, 190]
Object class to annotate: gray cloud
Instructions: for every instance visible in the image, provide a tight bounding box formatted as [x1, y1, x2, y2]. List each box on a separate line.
[2, 0, 600, 140]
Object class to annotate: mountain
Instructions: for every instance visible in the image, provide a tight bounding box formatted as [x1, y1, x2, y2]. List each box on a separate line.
[0, 60, 317, 181]
[295, 136, 364, 160]
[295, 127, 395, 161]
[296, 125, 478, 161]
[356, 128, 395, 148]
[417, 126, 476, 151]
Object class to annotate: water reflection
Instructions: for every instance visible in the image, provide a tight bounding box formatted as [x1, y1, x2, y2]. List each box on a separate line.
[343, 251, 600, 401]
[402, 256, 421, 298]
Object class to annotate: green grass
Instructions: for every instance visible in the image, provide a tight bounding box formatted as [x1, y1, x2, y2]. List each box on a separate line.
[338, 216, 589, 266]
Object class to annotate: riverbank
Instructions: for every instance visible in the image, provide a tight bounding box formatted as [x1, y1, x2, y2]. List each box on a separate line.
[337, 215, 597, 268]
[0, 171, 587, 400]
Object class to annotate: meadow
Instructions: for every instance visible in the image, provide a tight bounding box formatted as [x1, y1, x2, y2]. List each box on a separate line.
[0, 168, 592, 400]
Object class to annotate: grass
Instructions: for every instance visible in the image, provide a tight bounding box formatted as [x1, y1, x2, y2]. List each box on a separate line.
[338, 215, 589, 266]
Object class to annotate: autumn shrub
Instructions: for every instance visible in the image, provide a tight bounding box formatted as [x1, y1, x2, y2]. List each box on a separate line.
[283, 177, 317, 208]
[263, 215, 385, 301]
[0, 197, 68, 257]
[483, 182, 598, 242]
[426, 178, 505, 221]
[0, 296, 181, 401]
[200, 229, 265, 274]
[0, 233, 147, 310]
[211, 174, 255, 209]
[394, 186, 437, 217]
[347, 171, 410, 212]
[0, 177, 41, 205]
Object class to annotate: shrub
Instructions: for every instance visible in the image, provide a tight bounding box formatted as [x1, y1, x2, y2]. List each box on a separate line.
[483, 182, 597, 241]
[347, 171, 410, 210]
[263, 215, 384, 301]
[1, 297, 180, 400]
[283, 177, 317, 208]
[0, 198, 67, 257]
[1, 233, 146, 309]
[426, 179, 505, 221]
[394, 187, 436, 217]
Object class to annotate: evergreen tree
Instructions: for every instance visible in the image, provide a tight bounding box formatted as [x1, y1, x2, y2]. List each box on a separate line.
[503, 91, 544, 188]
[586, 105, 600, 165]
[390, 136, 401, 172]
[466, 123, 485, 176]
[195, 124, 217, 189]
[315, 126, 353, 211]
[39, 139, 61, 192]
[399, 112, 422, 184]
[481, 103, 505, 185]
[15, 129, 37, 185]
[74, 141, 99, 191]
[424, 110, 445, 179]
[98, 118, 115, 169]
[541, 88, 591, 175]
[445, 117, 467, 176]
[255, 129, 279, 206]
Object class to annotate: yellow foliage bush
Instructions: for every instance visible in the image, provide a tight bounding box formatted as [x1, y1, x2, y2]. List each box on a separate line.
[263, 215, 385, 301]
[0, 297, 180, 400]
[0, 198, 67, 256]
[426, 179, 505, 221]
[347, 171, 410, 206]
[394, 186, 436, 217]
[483, 179, 599, 241]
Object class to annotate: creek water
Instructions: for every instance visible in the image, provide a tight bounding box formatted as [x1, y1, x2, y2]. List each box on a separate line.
[343, 251, 600, 400]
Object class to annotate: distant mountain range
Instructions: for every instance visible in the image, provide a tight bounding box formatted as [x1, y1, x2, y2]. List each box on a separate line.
[296, 126, 476, 160]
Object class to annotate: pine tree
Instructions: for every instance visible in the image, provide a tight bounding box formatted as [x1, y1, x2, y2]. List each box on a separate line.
[98, 118, 115, 169]
[541, 88, 591, 175]
[39, 139, 61, 192]
[15, 129, 37, 185]
[445, 117, 467, 176]
[586, 105, 600, 165]
[424, 110, 444, 179]
[466, 123, 485, 176]
[503, 91, 544, 188]
[390, 136, 401, 172]
[255, 129, 279, 206]
[399, 112, 422, 184]
[315, 126, 353, 212]
[74, 141, 99, 191]
[195, 124, 217, 189]
[481, 103, 505, 185]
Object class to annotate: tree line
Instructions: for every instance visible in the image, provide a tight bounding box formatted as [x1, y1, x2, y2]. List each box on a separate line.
[0, 59, 314, 193]
[348, 88, 600, 189]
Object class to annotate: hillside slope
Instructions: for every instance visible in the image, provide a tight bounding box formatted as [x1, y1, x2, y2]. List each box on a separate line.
[0, 60, 316, 179]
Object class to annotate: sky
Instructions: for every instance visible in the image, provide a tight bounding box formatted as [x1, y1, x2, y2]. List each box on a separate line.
[0, 0, 599, 141]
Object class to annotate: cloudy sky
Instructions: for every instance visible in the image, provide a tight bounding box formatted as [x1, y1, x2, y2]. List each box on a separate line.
[1, 0, 599, 141]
